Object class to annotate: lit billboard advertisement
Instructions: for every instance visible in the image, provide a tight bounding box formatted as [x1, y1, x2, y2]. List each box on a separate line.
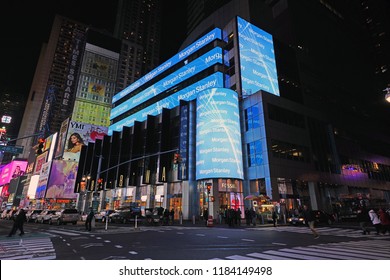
[112, 28, 222, 103]
[35, 161, 51, 199]
[109, 72, 224, 134]
[111, 47, 223, 120]
[0, 160, 28, 185]
[45, 160, 78, 199]
[63, 121, 108, 161]
[54, 118, 70, 159]
[237, 16, 280, 96]
[196, 88, 243, 180]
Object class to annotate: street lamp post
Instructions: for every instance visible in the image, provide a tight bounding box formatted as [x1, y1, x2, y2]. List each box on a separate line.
[81, 174, 91, 214]
[92, 155, 103, 212]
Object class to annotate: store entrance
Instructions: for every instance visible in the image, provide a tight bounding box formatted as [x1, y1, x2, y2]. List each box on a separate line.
[169, 197, 182, 220]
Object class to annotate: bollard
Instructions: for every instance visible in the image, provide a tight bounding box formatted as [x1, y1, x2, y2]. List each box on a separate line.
[192, 215, 196, 225]
[207, 215, 214, 227]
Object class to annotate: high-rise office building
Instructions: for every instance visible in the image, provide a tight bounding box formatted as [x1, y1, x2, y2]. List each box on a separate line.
[17, 15, 88, 158]
[17, 16, 121, 159]
[71, 29, 120, 127]
[77, 0, 390, 220]
[114, 0, 162, 92]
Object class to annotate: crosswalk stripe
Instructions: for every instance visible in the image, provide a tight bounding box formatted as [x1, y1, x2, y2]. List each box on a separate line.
[0, 237, 56, 260]
[47, 229, 80, 236]
[226, 255, 258, 260]
[279, 248, 357, 260]
[247, 252, 290, 260]
[263, 249, 328, 260]
[251, 226, 385, 238]
[219, 240, 390, 260]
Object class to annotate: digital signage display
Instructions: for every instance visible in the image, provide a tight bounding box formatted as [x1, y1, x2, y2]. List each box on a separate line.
[63, 121, 108, 162]
[110, 47, 223, 120]
[237, 16, 280, 96]
[45, 160, 78, 199]
[196, 88, 243, 180]
[109, 72, 224, 134]
[35, 162, 51, 199]
[112, 28, 222, 103]
[0, 160, 28, 185]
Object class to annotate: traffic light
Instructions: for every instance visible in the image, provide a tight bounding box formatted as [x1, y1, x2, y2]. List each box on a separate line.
[36, 138, 45, 155]
[173, 153, 179, 164]
[97, 178, 104, 191]
[206, 183, 212, 194]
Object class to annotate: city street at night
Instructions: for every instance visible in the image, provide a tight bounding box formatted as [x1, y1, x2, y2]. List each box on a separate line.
[1, 219, 389, 260]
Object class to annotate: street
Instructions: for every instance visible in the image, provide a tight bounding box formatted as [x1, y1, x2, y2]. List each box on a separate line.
[1, 219, 390, 260]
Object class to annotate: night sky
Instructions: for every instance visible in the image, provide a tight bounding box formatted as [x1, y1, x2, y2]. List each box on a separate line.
[0, 0, 187, 97]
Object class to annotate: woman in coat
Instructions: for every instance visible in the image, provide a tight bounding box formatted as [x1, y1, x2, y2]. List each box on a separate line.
[368, 209, 381, 235]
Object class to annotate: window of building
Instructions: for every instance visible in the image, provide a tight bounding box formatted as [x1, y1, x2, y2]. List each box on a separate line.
[247, 140, 263, 167]
[245, 105, 260, 131]
[271, 139, 309, 162]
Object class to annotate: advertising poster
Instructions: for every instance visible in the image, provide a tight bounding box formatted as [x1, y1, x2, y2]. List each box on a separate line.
[0, 160, 28, 185]
[55, 118, 70, 159]
[35, 162, 51, 199]
[62, 121, 108, 162]
[34, 152, 48, 174]
[45, 160, 78, 199]
[88, 82, 106, 96]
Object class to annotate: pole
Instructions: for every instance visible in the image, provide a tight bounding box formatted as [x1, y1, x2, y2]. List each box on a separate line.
[105, 211, 109, 231]
[94, 155, 103, 210]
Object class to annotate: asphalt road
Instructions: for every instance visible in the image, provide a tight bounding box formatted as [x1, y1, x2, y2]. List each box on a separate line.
[1, 218, 390, 260]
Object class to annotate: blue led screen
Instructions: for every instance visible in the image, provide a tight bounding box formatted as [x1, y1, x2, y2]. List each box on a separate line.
[237, 16, 280, 96]
[112, 28, 222, 103]
[108, 72, 224, 134]
[110, 47, 223, 120]
[196, 88, 244, 180]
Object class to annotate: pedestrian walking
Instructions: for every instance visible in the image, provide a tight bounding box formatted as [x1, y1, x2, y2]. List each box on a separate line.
[378, 208, 390, 235]
[245, 208, 251, 226]
[237, 208, 242, 226]
[302, 205, 319, 239]
[170, 208, 175, 225]
[356, 207, 370, 235]
[368, 209, 382, 235]
[7, 208, 27, 237]
[250, 208, 257, 226]
[85, 207, 94, 231]
[203, 208, 209, 226]
[272, 210, 278, 227]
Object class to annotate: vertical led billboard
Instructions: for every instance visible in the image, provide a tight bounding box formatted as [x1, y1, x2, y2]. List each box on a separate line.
[196, 88, 243, 180]
[237, 16, 280, 96]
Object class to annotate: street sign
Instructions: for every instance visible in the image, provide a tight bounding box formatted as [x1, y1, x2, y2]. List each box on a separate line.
[0, 145, 24, 154]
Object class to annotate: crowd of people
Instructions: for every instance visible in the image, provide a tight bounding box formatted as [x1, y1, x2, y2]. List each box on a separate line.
[357, 207, 390, 235]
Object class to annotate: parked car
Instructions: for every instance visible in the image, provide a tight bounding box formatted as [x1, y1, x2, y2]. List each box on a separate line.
[50, 208, 80, 225]
[35, 210, 57, 224]
[109, 207, 141, 224]
[26, 209, 43, 223]
[96, 210, 115, 223]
